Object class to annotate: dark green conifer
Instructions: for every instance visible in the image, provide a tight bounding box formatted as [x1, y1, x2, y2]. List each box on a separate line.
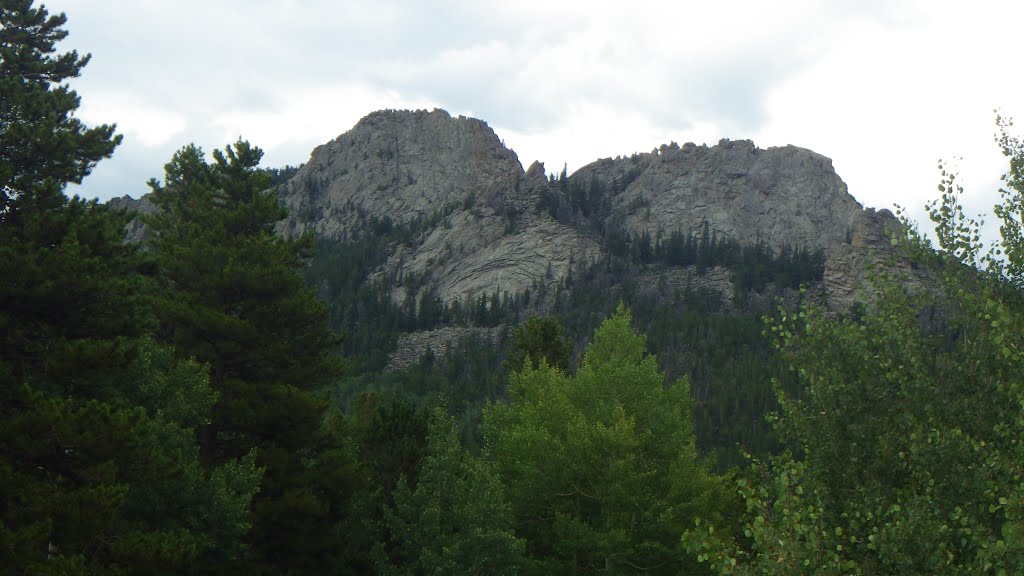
[146, 140, 353, 572]
[0, 4, 260, 572]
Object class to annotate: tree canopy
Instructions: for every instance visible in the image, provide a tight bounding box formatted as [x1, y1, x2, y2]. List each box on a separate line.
[12, 2, 1024, 574]
[145, 141, 353, 572]
[0, 0, 118, 220]
[0, 3, 261, 573]
[486, 304, 734, 574]
[685, 116, 1024, 575]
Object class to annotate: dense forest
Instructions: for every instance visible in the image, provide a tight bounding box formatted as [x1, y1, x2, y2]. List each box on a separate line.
[310, 193, 825, 465]
[4, 2, 1024, 574]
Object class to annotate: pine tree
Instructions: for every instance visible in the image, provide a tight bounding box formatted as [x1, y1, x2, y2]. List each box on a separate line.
[147, 141, 343, 463]
[0, 0, 119, 222]
[0, 4, 260, 572]
[0, 0, 130, 390]
[503, 315, 571, 372]
[146, 141, 353, 572]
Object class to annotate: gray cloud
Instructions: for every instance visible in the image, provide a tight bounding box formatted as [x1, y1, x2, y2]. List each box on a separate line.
[48, 0, 1024, 232]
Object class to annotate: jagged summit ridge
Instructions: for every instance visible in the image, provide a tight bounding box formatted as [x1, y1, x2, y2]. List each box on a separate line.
[278, 108, 524, 239]
[277, 108, 596, 304]
[273, 108, 895, 306]
[571, 138, 869, 252]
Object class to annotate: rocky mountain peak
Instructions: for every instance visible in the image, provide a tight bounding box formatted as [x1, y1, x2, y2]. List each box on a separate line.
[273, 109, 898, 308]
[277, 108, 525, 240]
[525, 160, 546, 179]
[569, 137, 881, 253]
[278, 109, 596, 305]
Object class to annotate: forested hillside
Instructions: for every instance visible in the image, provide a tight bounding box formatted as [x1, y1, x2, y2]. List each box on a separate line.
[280, 108, 892, 469]
[311, 208, 826, 465]
[4, 2, 1024, 574]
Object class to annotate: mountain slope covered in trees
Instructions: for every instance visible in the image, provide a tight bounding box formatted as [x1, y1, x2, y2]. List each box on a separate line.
[273, 108, 901, 467]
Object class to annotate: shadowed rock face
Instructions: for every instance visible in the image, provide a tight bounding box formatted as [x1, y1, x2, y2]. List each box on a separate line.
[107, 194, 156, 243]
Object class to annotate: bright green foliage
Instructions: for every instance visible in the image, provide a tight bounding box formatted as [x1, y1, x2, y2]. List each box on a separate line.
[503, 315, 571, 372]
[551, 255, 807, 470]
[146, 141, 353, 572]
[486, 304, 732, 574]
[686, 118, 1024, 575]
[108, 340, 261, 569]
[378, 408, 525, 575]
[685, 454, 862, 576]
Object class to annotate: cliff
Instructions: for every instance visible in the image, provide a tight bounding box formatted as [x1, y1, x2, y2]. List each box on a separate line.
[277, 110, 897, 310]
[277, 109, 598, 305]
[110, 108, 902, 369]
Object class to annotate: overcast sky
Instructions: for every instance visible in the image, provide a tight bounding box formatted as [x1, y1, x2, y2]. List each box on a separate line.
[53, 0, 1024, 235]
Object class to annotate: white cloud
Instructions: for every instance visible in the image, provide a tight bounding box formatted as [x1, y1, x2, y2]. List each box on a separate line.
[210, 83, 439, 165]
[47, 0, 1024, 238]
[496, 101, 724, 176]
[751, 0, 1024, 232]
[78, 92, 187, 148]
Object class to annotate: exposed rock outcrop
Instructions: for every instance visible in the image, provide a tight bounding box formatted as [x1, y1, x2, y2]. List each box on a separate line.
[277, 109, 597, 305]
[568, 139, 900, 304]
[107, 194, 156, 243]
[386, 326, 505, 372]
[110, 108, 903, 368]
[593, 139, 861, 250]
[823, 207, 902, 306]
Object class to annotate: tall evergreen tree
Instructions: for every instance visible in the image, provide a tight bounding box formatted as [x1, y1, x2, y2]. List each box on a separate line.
[0, 3, 260, 573]
[378, 408, 525, 575]
[503, 315, 571, 373]
[147, 141, 343, 463]
[0, 0, 119, 222]
[146, 141, 353, 572]
[0, 0, 128, 388]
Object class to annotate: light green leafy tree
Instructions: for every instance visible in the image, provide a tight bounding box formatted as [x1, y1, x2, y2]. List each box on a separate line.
[685, 116, 1024, 575]
[486, 304, 733, 575]
[378, 407, 525, 575]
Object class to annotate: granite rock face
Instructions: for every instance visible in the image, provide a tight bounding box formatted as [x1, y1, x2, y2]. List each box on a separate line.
[107, 194, 157, 243]
[278, 109, 522, 239]
[112, 108, 899, 332]
[277, 109, 597, 305]
[386, 326, 505, 372]
[823, 207, 902, 305]
[580, 139, 863, 250]
[566, 139, 899, 304]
